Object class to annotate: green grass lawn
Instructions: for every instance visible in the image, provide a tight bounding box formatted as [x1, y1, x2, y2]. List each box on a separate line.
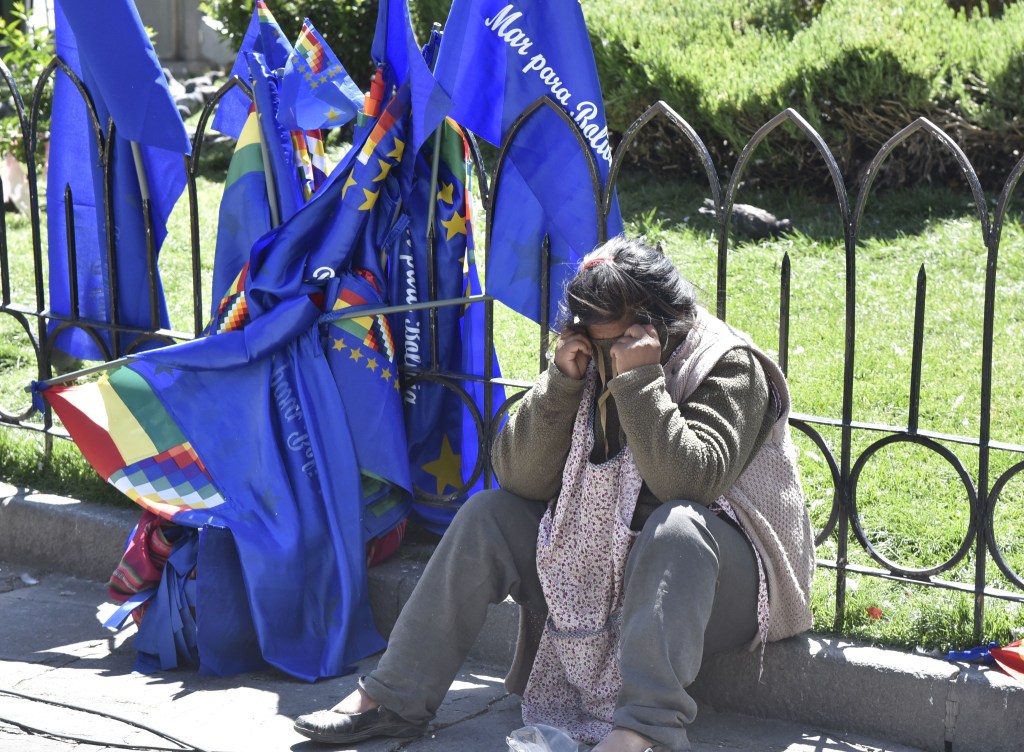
[489, 173, 1024, 651]
[1, 141, 1022, 653]
[613, 175, 1024, 651]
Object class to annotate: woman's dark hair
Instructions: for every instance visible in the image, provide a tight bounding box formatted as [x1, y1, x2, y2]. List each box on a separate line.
[556, 235, 697, 336]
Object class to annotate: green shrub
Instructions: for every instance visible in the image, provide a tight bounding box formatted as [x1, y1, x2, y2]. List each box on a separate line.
[584, 0, 1024, 188]
[201, 0, 1024, 187]
[0, 2, 52, 163]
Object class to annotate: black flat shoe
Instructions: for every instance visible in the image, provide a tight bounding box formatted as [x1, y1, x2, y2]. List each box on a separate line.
[293, 705, 428, 745]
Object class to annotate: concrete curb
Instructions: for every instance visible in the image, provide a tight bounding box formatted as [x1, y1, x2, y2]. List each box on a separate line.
[2, 484, 1021, 752]
[0, 484, 138, 582]
[689, 634, 1024, 752]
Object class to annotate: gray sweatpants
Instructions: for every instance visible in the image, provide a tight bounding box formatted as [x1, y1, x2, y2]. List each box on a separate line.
[361, 488, 759, 751]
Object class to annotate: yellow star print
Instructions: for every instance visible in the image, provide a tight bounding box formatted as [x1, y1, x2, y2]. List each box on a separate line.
[440, 210, 468, 240]
[365, 357, 379, 372]
[387, 138, 405, 161]
[331, 338, 346, 352]
[341, 174, 356, 198]
[420, 435, 463, 496]
[326, 107, 340, 122]
[359, 188, 380, 211]
[437, 182, 454, 204]
[349, 349, 364, 362]
[372, 159, 393, 183]
[381, 367, 392, 381]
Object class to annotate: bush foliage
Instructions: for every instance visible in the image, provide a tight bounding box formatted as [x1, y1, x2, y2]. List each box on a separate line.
[583, 0, 1024, 187]
[0, 2, 52, 161]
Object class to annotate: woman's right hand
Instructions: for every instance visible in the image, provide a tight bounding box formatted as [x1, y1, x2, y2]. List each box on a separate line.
[554, 330, 592, 380]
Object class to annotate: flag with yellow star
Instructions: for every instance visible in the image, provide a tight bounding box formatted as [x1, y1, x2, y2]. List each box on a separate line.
[36, 84, 424, 684]
[388, 109, 505, 534]
[278, 18, 364, 132]
[371, 0, 452, 153]
[243, 86, 411, 314]
[322, 270, 412, 543]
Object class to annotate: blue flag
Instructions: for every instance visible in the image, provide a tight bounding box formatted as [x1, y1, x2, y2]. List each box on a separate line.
[388, 104, 505, 532]
[434, 0, 623, 325]
[208, 105, 271, 319]
[58, 2, 191, 153]
[278, 18, 364, 131]
[212, 1, 294, 139]
[47, 0, 191, 361]
[322, 271, 413, 540]
[372, 0, 452, 152]
[248, 52, 306, 224]
[41, 89, 418, 681]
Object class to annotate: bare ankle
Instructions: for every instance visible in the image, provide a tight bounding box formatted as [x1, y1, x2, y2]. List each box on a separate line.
[331, 687, 379, 714]
[592, 727, 658, 752]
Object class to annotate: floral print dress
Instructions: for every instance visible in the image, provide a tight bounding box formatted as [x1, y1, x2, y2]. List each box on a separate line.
[521, 364, 642, 744]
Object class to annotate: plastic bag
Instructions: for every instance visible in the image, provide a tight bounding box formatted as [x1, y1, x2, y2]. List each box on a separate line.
[507, 724, 583, 752]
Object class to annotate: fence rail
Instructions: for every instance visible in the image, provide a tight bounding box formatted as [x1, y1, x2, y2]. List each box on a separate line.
[1, 56, 1022, 642]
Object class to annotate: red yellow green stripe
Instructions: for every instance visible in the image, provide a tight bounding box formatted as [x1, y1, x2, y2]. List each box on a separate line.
[45, 368, 184, 479]
[224, 109, 264, 189]
[256, 1, 275, 24]
[358, 107, 398, 164]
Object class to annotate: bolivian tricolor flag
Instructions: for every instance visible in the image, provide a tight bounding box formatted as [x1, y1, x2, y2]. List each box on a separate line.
[209, 105, 270, 321]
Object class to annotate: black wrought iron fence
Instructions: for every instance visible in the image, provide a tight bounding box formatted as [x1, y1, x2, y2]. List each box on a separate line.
[1, 55, 1022, 643]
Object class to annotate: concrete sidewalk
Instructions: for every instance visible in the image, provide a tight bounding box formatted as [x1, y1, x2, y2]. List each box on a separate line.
[2, 483, 1022, 752]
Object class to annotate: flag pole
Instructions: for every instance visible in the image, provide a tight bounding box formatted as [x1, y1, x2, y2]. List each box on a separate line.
[256, 125, 282, 228]
[249, 80, 282, 228]
[30, 355, 134, 389]
[424, 121, 443, 371]
[129, 141, 162, 330]
[423, 22, 444, 370]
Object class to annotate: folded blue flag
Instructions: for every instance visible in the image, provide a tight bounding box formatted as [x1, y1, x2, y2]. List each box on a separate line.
[247, 51, 306, 224]
[386, 49, 505, 530]
[208, 104, 271, 319]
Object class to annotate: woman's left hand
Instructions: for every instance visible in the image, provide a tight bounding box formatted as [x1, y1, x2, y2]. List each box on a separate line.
[610, 323, 662, 376]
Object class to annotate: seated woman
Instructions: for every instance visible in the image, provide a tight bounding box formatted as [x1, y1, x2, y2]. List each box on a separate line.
[294, 235, 816, 751]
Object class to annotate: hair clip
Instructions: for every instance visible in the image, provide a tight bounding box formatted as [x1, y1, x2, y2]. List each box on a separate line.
[581, 249, 613, 270]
